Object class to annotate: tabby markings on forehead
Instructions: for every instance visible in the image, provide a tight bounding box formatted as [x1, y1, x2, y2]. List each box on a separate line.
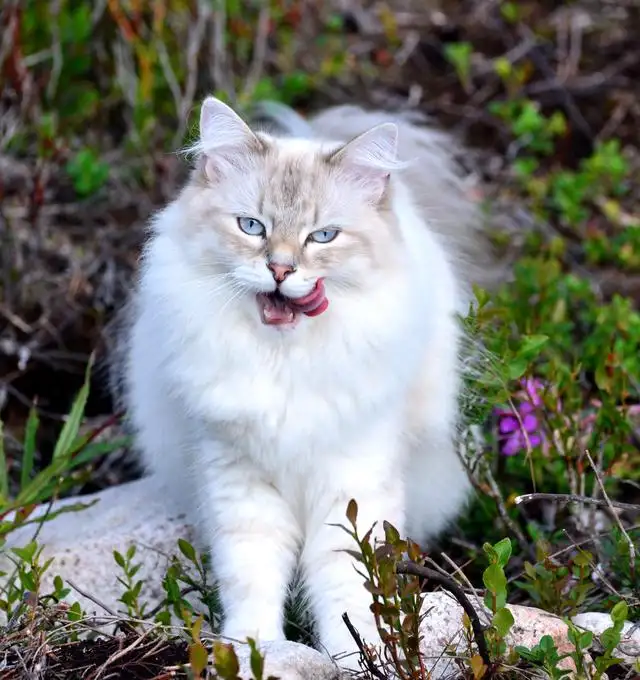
[260, 155, 324, 240]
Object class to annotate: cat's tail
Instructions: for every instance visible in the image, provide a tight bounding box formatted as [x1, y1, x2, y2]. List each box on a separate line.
[250, 100, 316, 138]
[249, 100, 503, 296]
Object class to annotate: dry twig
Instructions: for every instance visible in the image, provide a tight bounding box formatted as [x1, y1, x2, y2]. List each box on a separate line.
[584, 450, 637, 577]
[342, 612, 386, 680]
[395, 561, 491, 668]
[515, 492, 640, 512]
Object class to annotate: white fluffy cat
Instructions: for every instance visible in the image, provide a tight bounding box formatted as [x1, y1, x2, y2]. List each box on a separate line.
[121, 96, 492, 670]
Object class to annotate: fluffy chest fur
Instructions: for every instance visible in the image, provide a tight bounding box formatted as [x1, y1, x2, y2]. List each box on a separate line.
[133, 215, 440, 473]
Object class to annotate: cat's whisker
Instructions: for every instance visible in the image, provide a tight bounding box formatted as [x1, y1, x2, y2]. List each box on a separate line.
[217, 286, 247, 315]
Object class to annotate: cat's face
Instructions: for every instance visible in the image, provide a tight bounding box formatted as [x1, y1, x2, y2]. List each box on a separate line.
[176, 98, 401, 327]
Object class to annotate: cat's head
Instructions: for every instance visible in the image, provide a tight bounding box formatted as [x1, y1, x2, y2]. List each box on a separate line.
[174, 96, 403, 328]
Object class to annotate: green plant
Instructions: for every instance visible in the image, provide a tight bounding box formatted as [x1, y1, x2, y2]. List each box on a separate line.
[588, 601, 629, 678]
[444, 41, 474, 92]
[0, 358, 128, 548]
[65, 148, 109, 197]
[599, 527, 640, 619]
[481, 538, 515, 664]
[490, 99, 566, 156]
[515, 542, 595, 616]
[516, 634, 573, 680]
[114, 544, 148, 620]
[339, 500, 427, 678]
[515, 601, 629, 680]
[154, 537, 222, 633]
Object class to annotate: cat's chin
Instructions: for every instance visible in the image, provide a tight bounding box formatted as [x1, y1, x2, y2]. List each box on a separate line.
[256, 278, 328, 327]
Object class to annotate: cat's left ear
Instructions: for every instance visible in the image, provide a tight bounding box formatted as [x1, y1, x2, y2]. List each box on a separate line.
[328, 123, 399, 203]
[198, 96, 263, 181]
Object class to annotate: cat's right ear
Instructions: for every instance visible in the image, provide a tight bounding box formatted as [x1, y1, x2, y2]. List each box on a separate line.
[198, 97, 263, 181]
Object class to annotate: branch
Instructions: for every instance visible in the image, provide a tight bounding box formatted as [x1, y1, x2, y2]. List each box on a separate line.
[341, 612, 386, 680]
[585, 449, 636, 577]
[515, 492, 640, 512]
[241, 5, 270, 102]
[395, 561, 491, 668]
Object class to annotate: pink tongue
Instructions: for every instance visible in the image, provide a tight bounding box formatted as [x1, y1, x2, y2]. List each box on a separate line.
[257, 279, 329, 326]
[289, 279, 327, 315]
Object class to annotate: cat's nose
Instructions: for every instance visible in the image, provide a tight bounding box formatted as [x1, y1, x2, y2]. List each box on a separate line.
[268, 262, 295, 282]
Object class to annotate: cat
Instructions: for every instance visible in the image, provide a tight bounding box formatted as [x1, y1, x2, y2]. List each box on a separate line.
[118, 96, 496, 671]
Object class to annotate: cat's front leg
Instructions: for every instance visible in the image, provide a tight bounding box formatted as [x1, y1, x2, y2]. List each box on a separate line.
[301, 434, 405, 671]
[199, 456, 301, 644]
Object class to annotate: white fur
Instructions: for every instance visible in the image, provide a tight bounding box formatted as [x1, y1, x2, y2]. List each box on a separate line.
[123, 101, 478, 670]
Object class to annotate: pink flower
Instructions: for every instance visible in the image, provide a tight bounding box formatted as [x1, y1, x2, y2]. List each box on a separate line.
[494, 378, 546, 456]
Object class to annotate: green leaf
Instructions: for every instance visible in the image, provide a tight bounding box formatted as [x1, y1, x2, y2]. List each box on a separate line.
[155, 610, 171, 626]
[113, 550, 126, 569]
[68, 601, 83, 621]
[189, 641, 209, 676]
[507, 357, 529, 380]
[21, 406, 40, 490]
[0, 421, 8, 502]
[492, 607, 515, 637]
[579, 630, 594, 649]
[600, 626, 622, 653]
[492, 538, 513, 568]
[12, 541, 38, 563]
[65, 149, 109, 197]
[248, 637, 265, 680]
[178, 538, 197, 563]
[483, 564, 507, 609]
[383, 520, 400, 544]
[515, 644, 543, 662]
[342, 549, 365, 563]
[213, 640, 240, 678]
[539, 634, 556, 653]
[52, 356, 94, 460]
[610, 600, 628, 624]
[518, 334, 549, 360]
[482, 542, 497, 564]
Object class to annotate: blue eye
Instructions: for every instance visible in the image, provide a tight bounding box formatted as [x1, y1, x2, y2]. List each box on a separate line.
[308, 229, 339, 244]
[237, 217, 266, 236]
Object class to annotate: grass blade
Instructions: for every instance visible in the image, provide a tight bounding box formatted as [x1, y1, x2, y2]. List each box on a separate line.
[20, 404, 40, 490]
[52, 354, 94, 460]
[0, 421, 8, 503]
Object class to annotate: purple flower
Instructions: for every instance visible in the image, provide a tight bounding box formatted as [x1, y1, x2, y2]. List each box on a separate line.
[494, 377, 546, 456]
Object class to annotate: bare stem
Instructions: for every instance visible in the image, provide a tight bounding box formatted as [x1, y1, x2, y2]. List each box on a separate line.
[515, 492, 640, 512]
[395, 561, 491, 669]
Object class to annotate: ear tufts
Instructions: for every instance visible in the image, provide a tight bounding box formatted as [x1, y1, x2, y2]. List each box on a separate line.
[328, 122, 401, 203]
[193, 96, 264, 181]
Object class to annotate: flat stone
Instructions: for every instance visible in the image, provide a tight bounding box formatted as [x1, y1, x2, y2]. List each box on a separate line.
[418, 593, 586, 677]
[572, 612, 640, 664]
[1, 475, 201, 622]
[232, 640, 348, 680]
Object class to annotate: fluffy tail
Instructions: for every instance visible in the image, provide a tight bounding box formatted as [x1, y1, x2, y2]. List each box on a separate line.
[249, 101, 501, 295]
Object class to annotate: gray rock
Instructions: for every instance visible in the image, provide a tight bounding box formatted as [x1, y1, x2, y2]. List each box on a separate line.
[572, 612, 640, 664]
[232, 640, 349, 680]
[1, 475, 201, 621]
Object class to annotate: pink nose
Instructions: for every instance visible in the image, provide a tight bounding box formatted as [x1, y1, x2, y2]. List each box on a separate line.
[268, 262, 295, 282]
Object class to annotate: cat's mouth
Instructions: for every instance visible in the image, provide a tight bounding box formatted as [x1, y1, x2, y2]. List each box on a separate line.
[256, 279, 328, 326]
